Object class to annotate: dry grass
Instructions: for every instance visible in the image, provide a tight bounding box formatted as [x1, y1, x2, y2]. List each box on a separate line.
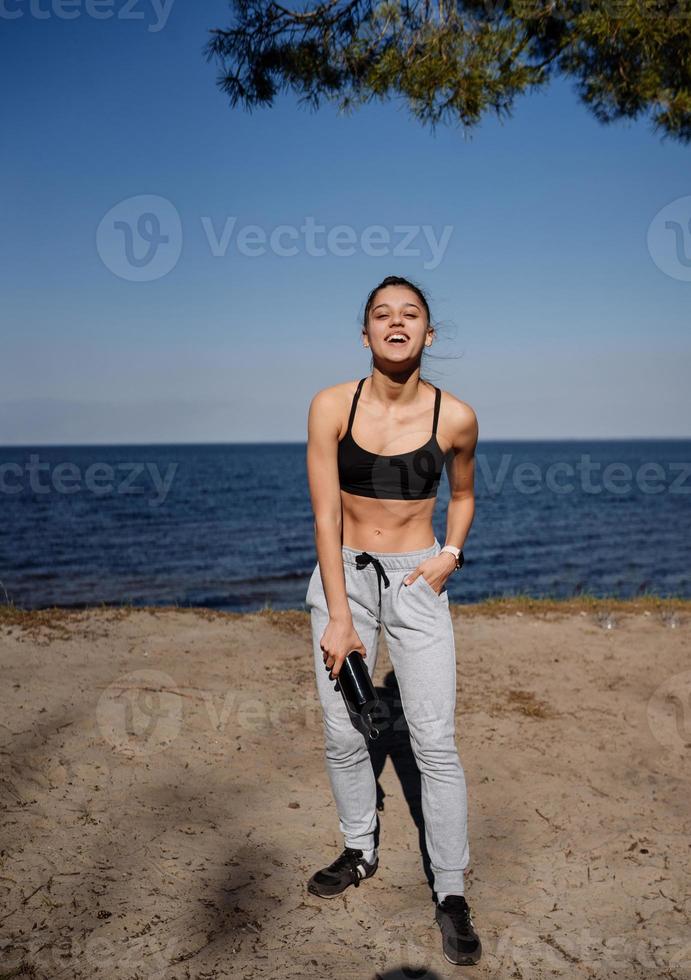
[0, 601, 238, 642]
[254, 594, 691, 636]
[0, 594, 688, 641]
[448, 592, 690, 620]
[502, 688, 556, 718]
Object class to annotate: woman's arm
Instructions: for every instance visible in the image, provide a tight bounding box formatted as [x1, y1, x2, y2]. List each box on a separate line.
[443, 399, 479, 553]
[306, 387, 368, 676]
[306, 387, 352, 623]
[403, 398, 479, 593]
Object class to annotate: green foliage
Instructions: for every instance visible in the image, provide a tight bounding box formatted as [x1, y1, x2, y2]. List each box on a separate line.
[205, 0, 691, 141]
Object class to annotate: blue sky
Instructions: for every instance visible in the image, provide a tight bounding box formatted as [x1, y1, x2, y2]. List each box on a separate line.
[1, 0, 689, 444]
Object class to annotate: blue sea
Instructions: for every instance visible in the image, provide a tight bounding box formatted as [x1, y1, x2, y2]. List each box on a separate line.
[1, 440, 689, 612]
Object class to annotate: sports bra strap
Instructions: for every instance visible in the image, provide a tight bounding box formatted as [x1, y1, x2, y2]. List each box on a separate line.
[347, 377, 367, 434]
[432, 386, 441, 435]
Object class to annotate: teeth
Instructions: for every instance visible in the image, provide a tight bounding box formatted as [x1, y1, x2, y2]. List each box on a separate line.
[388, 335, 407, 342]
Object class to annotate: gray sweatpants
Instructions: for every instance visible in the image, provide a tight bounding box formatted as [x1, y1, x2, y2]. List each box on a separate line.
[305, 536, 470, 896]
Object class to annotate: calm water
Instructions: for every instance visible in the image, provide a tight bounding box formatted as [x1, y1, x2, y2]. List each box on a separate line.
[1, 440, 689, 611]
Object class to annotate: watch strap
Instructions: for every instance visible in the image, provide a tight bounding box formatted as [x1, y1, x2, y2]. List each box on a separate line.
[440, 545, 463, 570]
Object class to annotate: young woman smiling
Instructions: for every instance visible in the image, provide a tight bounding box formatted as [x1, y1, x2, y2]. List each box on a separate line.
[304, 275, 482, 966]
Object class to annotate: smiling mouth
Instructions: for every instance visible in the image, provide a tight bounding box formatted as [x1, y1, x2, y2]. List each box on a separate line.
[386, 335, 409, 344]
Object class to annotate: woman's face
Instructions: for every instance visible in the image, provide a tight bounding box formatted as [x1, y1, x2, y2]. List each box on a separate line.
[365, 285, 432, 361]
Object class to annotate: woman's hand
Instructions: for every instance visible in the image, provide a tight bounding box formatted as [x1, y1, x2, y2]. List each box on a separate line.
[403, 552, 456, 595]
[320, 615, 367, 679]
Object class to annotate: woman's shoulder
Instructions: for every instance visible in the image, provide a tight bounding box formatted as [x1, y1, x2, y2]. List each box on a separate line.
[308, 379, 362, 422]
[436, 386, 478, 434]
[310, 378, 362, 404]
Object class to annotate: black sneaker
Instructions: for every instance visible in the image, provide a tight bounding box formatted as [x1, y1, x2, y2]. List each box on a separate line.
[307, 846, 378, 899]
[435, 894, 482, 965]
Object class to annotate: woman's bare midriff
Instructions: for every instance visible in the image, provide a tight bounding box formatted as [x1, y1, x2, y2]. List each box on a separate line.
[340, 490, 437, 553]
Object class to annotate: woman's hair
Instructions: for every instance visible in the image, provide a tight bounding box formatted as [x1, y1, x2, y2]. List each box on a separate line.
[362, 275, 432, 335]
[361, 275, 437, 379]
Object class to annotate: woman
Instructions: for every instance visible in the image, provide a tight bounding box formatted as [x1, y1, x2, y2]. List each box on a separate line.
[304, 275, 481, 967]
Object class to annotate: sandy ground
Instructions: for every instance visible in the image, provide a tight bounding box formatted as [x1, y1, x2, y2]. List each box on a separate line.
[0, 599, 689, 980]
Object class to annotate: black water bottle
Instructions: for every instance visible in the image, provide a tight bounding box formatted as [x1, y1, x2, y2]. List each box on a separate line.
[326, 651, 380, 740]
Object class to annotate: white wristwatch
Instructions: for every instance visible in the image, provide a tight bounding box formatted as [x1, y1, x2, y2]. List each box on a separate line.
[440, 545, 463, 570]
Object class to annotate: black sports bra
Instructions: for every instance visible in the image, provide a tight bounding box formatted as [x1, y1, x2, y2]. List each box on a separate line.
[337, 377, 446, 500]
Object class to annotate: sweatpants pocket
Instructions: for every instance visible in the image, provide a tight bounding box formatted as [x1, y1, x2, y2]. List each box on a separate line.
[416, 574, 449, 604]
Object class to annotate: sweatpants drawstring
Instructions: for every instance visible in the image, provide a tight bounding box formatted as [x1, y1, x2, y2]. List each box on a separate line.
[354, 552, 390, 618]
